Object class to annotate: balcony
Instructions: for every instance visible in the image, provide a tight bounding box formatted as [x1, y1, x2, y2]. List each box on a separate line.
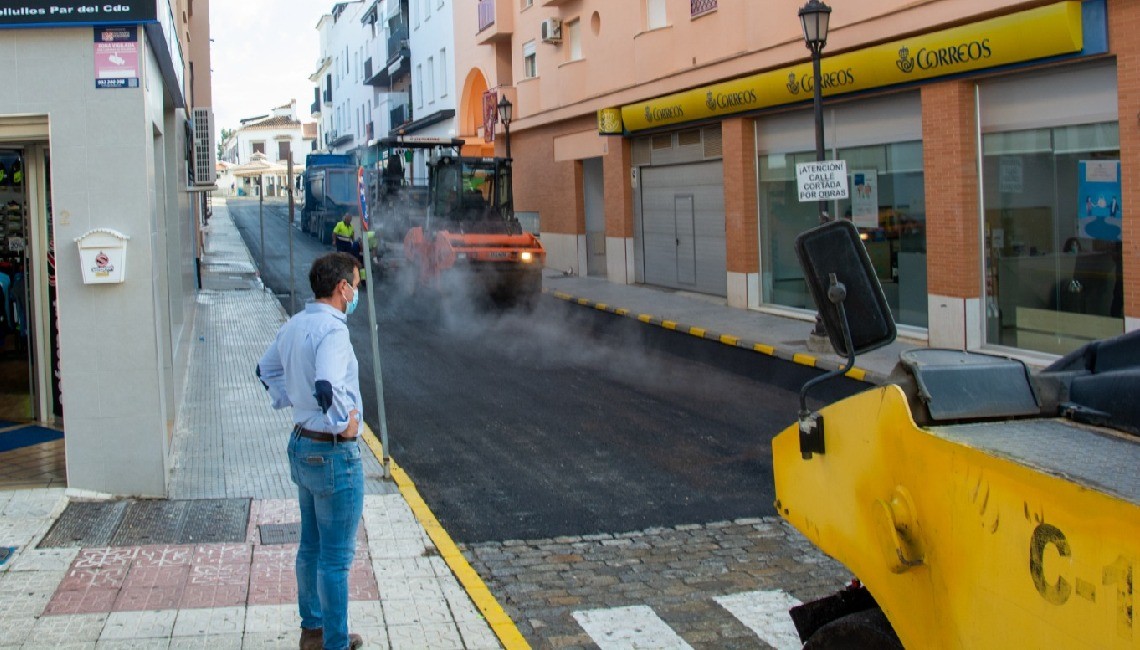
[386, 24, 409, 66]
[542, 0, 573, 5]
[476, 0, 513, 45]
[310, 100, 320, 116]
[389, 104, 411, 132]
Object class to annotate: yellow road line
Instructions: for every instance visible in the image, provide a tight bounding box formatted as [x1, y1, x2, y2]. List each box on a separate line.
[361, 426, 530, 649]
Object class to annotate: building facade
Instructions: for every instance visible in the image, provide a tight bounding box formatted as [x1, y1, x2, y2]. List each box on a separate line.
[0, 0, 213, 495]
[220, 101, 310, 197]
[458, 0, 1134, 359]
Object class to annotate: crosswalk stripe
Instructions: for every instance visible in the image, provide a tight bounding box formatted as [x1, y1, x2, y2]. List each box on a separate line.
[572, 605, 695, 650]
[714, 590, 803, 650]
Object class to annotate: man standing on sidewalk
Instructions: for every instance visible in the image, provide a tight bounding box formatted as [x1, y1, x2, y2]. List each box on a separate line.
[257, 252, 366, 650]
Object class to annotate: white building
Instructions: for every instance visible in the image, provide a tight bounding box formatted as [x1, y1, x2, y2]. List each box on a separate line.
[220, 101, 311, 196]
[403, 0, 457, 178]
[312, 1, 385, 157]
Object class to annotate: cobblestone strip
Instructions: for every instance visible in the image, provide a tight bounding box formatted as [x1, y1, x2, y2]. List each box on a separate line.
[461, 518, 851, 650]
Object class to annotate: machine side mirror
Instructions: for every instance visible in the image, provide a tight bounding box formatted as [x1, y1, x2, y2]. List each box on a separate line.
[795, 219, 897, 357]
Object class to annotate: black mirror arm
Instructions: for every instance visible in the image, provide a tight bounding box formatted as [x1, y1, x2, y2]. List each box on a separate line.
[797, 274, 857, 458]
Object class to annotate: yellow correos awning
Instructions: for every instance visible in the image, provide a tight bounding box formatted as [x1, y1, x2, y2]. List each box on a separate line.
[600, 1, 1084, 134]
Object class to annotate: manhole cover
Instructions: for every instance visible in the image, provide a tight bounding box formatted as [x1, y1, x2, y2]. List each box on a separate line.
[39, 501, 129, 548]
[259, 523, 301, 545]
[182, 499, 252, 544]
[0, 546, 15, 565]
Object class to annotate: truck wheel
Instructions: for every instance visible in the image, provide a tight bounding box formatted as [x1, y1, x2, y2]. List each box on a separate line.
[803, 609, 902, 650]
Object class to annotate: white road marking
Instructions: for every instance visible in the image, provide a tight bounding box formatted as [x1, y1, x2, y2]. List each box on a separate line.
[572, 605, 695, 650]
[714, 590, 803, 650]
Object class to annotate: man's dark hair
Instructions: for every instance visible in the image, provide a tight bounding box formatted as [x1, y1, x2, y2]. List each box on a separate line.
[309, 252, 358, 299]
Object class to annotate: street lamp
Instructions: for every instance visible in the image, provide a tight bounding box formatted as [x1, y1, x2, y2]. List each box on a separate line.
[497, 95, 513, 160]
[799, 0, 831, 224]
[799, 0, 833, 347]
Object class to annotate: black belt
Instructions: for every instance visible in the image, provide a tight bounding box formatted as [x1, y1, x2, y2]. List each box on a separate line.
[293, 425, 357, 443]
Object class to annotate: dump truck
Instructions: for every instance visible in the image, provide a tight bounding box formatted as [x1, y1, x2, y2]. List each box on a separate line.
[367, 136, 545, 305]
[774, 219, 1139, 649]
[300, 153, 358, 245]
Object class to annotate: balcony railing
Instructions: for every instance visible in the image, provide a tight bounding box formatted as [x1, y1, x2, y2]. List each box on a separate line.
[390, 104, 411, 130]
[387, 25, 409, 65]
[477, 0, 495, 32]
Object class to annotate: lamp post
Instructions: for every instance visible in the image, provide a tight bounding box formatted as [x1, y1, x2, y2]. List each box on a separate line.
[799, 0, 833, 347]
[799, 0, 831, 225]
[497, 95, 513, 160]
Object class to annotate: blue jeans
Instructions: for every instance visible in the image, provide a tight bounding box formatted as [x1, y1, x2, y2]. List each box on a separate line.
[288, 432, 364, 650]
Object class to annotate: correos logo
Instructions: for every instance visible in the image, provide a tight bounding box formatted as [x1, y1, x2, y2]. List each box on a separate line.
[897, 38, 992, 74]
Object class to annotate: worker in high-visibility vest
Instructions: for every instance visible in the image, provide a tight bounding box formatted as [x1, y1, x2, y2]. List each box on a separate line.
[332, 214, 354, 254]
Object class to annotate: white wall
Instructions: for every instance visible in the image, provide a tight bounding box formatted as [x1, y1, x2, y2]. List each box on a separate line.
[315, 1, 378, 154]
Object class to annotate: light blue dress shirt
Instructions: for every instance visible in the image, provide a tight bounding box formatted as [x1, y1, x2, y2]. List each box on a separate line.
[258, 302, 362, 433]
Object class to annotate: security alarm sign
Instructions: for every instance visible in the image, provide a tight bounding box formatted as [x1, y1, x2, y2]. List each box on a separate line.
[94, 25, 139, 89]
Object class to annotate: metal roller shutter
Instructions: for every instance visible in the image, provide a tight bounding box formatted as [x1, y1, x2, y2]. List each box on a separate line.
[640, 161, 726, 296]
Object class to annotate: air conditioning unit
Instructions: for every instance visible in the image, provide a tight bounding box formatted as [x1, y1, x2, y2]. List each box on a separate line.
[191, 107, 217, 186]
[541, 18, 562, 43]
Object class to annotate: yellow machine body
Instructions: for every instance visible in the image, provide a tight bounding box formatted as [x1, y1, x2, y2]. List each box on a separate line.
[773, 385, 1139, 649]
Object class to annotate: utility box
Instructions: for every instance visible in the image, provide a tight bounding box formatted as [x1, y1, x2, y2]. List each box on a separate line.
[75, 228, 130, 284]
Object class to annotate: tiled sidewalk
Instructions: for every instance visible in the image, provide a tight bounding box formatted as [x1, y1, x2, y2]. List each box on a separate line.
[2, 494, 500, 649]
[0, 202, 506, 649]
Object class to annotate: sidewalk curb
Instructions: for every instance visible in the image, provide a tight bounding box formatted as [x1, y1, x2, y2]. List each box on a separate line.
[359, 425, 530, 650]
[547, 289, 888, 386]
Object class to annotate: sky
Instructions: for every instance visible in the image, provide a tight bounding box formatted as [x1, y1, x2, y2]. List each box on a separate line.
[209, 0, 330, 137]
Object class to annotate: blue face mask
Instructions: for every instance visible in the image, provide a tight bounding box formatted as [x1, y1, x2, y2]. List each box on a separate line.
[345, 284, 360, 316]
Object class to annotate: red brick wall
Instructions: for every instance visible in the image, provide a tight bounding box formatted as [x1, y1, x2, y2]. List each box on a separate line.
[511, 117, 596, 235]
[1111, 0, 1139, 322]
[922, 80, 981, 298]
[603, 137, 634, 238]
[722, 118, 759, 273]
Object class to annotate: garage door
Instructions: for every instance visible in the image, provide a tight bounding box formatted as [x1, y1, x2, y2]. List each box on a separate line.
[640, 161, 726, 296]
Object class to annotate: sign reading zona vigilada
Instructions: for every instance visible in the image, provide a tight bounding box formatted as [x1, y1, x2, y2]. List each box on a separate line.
[0, 2, 158, 27]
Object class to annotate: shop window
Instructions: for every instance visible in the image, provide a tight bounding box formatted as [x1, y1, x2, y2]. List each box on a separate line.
[981, 122, 1122, 354]
[759, 140, 927, 328]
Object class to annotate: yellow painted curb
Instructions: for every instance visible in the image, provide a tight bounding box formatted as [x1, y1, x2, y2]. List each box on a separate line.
[689, 327, 706, 338]
[360, 426, 531, 650]
[595, 303, 608, 311]
[719, 334, 740, 346]
[845, 367, 867, 382]
[637, 314, 653, 323]
[793, 353, 817, 367]
[615, 308, 630, 316]
[753, 343, 776, 356]
[662, 320, 678, 330]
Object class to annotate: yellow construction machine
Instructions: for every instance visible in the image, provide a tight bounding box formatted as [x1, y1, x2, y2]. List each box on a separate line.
[775, 219, 1139, 649]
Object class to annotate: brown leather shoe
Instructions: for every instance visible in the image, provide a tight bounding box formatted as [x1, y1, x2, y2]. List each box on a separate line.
[349, 633, 364, 649]
[299, 628, 322, 650]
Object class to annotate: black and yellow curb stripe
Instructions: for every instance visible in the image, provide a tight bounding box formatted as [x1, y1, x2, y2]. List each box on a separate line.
[360, 425, 531, 650]
[549, 289, 879, 385]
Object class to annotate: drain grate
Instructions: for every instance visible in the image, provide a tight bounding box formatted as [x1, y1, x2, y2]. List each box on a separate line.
[259, 523, 301, 545]
[39, 501, 129, 548]
[39, 499, 250, 549]
[0, 546, 15, 565]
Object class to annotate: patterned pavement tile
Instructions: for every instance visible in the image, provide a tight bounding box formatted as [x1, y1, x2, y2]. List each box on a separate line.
[246, 577, 297, 606]
[0, 568, 67, 595]
[171, 606, 245, 637]
[345, 627, 391, 650]
[238, 632, 292, 649]
[188, 562, 250, 587]
[7, 547, 79, 572]
[73, 548, 140, 569]
[133, 546, 194, 567]
[167, 636, 244, 650]
[348, 600, 385, 629]
[58, 567, 129, 591]
[21, 643, 97, 650]
[113, 586, 183, 612]
[192, 544, 251, 567]
[386, 623, 464, 650]
[94, 640, 170, 649]
[28, 612, 109, 643]
[1, 489, 66, 519]
[242, 604, 300, 634]
[178, 582, 250, 610]
[99, 610, 178, 640]
[122, 564, 190, 589]
[43, 589, 119, 616]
